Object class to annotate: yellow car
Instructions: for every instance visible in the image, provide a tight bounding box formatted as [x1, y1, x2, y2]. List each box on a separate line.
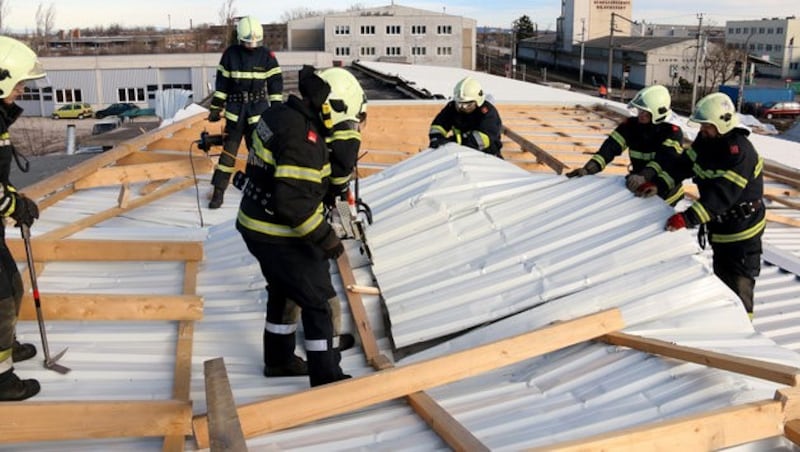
[52, 102, 93, 119]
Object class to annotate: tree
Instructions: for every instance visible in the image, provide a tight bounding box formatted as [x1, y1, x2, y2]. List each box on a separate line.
[699, 44, 740, 98]
[218, 0, 236, 46]
[513, 15, 535, 41]
[0, 0, 9, 34]
[35, 2, 56, 55]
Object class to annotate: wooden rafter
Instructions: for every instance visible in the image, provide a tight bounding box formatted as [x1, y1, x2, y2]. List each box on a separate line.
[191, 308, 625, 447]
[74, 157, 213, 190]
[18, 293, 203, 321]
[7, 239, 203, 262]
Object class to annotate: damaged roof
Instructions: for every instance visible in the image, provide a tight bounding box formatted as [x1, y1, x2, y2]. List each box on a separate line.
[3, 64, 800, 451]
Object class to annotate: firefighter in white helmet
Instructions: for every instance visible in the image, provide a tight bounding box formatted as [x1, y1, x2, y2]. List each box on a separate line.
[207, 15, 283, 209]
[429, 76, 504, 158]
[235, 65, 368, 386]
[0, 36, 46, 401]
[657, 92, 764, 319]
[567, 84, 686, 206]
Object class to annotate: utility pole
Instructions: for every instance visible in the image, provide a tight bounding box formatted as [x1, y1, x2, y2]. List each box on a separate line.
[737, 31, 755, 112]
[579, 18, 586, 85]
[606, 13, 616, 96]
[691, 13, 704, 112]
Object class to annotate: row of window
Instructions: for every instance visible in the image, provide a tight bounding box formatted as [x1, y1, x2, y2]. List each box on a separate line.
[729, 26, 785, 35]
[21, 84, 192, 103]
[334, 46, 454, 57]
[334, 24, 453, 36]
[730, 42, 785, 52]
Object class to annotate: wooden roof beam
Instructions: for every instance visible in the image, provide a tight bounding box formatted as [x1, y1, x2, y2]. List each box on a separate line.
[74, 157, 213, 190]
[18, 293, 203, 321]
[503, 126, 567, 174]
[191, 308, 625, 447]
[7, 239, 203, 262]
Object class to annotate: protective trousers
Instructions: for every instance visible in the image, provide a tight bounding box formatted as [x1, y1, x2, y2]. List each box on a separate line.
[211, 106, 248, 192]
[711, 236, 762, 314]
[0, 244, 24, 374]
[282, 296, 344, 346]
[242, 237, 346, 387]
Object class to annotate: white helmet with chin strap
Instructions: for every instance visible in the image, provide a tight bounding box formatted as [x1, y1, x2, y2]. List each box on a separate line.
[317, 67, 367, 129]
[690, 92, 740, 135]
[453, 76, 485, 107]
[628, 84, 671, 124]
[0, 36, 47, 99]
[237, 16, 263, 48]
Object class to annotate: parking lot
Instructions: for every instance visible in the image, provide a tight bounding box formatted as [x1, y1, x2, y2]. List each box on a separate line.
[12, 116, 97, 156]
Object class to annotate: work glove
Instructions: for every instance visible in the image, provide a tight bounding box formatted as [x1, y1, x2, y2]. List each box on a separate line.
[207, 109, 221, 122]
[316, 228, 344, 260]
[429, 135, 451, 149]
[625, 174, 646, 192]
[324, 184, 349, 208]
[10, 194, 39, 228]
[665, 213, 687, 231]
[565, 160, 600, 178]
[635, 182, 658, 198]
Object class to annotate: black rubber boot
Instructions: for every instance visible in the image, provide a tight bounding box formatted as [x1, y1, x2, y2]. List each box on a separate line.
[208, 187, 225, 209]
[12, 341, 37, 363]
[335, 334, 355, 352]
[263, 329, 307, 377]
[0, 369, 40, 401]
[263, 355, 309, 377]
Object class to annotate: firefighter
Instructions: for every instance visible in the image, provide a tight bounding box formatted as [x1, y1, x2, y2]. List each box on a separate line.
[279, 68, 368, 356]
[428, 76, 503, 158]
[236, 65, 366, 386]
[566, 84, 686, 206]
[661, 92, 764, 318]
[0, 36, 46, 401]
[207, 15, 283, 209]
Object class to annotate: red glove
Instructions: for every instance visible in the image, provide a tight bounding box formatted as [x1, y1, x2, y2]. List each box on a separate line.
[665, 213, 686, 231]
[636, 182, 658, 198]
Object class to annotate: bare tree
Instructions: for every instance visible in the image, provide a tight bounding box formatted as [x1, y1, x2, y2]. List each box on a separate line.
[218, 0, 236, 45]
[0, 0, 10, 34]
[34, 2, 56, 55]
[700, 44, 740, 97]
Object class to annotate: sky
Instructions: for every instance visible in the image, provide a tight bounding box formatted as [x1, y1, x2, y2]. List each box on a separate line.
[2, 0, 797, 32]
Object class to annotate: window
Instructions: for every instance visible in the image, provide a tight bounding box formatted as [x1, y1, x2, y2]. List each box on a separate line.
[335, 25, 350, 35]
[411, 46, 426, 56]
[55, 88, 83, 103]
[775, 44, 782, 51]
[767, 28, 774, 34]
[751, 27, 757, 34]
[437, 25, 452, 35]
[385, 46, 402, 56]
[20, 86, 41, 101]
[360, 25, 375, 35]
[777, 27, 784, 34]
[766, 44, 773, 51]
[411, 25, 426, 35]
[118, 87, 146, 102]
[758, 27, 765, 34]
[436, 47, 453, 56]
[360, 47, 376, 56]
[735, 27, 741, 34]
[335, 47, 351, 56]
[729, 28, 734, 34]
[386, 25, 401, 35]
[163, 83, 192, 90]
[756, 43, 763, 50]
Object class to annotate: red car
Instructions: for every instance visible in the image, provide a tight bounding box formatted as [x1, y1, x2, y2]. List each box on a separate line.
[758, 101, 800, 119]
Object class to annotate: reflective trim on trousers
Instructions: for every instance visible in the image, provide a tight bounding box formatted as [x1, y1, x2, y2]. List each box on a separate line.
[265, 321, 297, 334]
[305, 338, 330, 352]
[0, 356, 12, 374]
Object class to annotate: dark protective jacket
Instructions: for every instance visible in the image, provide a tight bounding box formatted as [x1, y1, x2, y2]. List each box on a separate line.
[0, 102, 24, 241]
[591, 117, 685, 204]
[326, 121, 362, 194]
[429, 101, 503, 157]
[659, 127, 764, 245]
[209, 44, 283, 126]
[235, 95, 334, 247]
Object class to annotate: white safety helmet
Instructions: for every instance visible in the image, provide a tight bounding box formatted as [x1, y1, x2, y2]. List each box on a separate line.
[690, 92, 739, 135]
[237, 16, 263, 48]
[0, 36, 46, 99]
[628, 85, 671, 124]
[317, 67, 367, 128]
[453, 77, 485, 107]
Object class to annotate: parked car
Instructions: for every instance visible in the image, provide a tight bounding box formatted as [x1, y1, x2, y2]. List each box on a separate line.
[95, 103, 138, 119]
[758, 101, 800, 119]
[91, 116, 122, 135]
[52, 103, 93, 119]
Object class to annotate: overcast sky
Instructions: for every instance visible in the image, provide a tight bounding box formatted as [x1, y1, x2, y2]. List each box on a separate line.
[2, 0, 797, 32]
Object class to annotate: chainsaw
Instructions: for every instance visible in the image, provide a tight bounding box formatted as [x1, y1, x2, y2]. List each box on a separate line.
[332, 188, 373, 261]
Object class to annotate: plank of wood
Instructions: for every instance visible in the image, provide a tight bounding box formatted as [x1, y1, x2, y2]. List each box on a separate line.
[118, 183, 131, 208]
[767, 211, 800, 227]
[6, 239, 203, 262]
[0, 400, 192, 443]
[335, 252, 382, 362]
[535, 399, 784, 451]
[38, 177, 196, 241]
[601, 331, 800, 386]
[18, 293, 203, 321]
[192, 308, 625, 447]
[503, 126, 566, 174]
[785, 419, 800, 447]
[204, 358, 248, 452]
[74, 157, 213, 190]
